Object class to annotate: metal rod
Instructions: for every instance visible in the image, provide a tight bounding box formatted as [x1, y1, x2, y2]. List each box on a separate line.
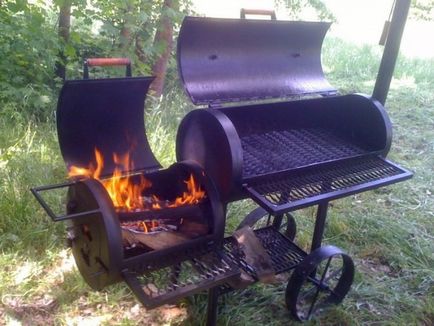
[372, 0, 411, 105]
[206, 287, 219, 326]
[311, 202, 329, 252]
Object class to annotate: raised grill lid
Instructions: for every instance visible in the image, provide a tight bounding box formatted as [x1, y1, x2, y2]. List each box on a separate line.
[57, 77, 161, 176]
[177, 16, 336, 106]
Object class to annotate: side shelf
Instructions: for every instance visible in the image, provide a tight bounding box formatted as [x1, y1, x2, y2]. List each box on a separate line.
[245, 156, 413, 215]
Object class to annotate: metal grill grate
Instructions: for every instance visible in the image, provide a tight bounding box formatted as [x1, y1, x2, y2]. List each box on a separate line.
[123, 251, 239, 308]
[241, 128, 367, 178]
[223, 227, 306, 279]
[246, 156, 412, 214]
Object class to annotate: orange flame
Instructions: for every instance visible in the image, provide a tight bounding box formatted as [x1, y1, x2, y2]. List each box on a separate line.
[169, 174, 206, 207]
[68, 148, 205, 212]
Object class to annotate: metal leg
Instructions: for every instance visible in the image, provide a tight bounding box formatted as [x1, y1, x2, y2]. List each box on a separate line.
[272, 214, 283, 229]
[311, 202, 329, 252]
[206, 287, 219, 326]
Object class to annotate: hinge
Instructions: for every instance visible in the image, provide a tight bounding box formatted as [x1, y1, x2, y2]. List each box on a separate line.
[208, 101, 223, 109]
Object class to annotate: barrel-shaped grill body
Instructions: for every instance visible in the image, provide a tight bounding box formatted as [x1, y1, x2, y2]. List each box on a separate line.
[177, 93, 392, 202]
[176, 16, 412, 212]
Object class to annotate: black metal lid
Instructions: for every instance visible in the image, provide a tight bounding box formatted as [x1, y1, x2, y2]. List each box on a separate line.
[57, 77, 161, 176]
[177, 16, 336, 106]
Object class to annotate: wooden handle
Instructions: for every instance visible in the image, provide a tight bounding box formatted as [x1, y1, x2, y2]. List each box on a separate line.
[83, 58, 132, 79]
[85, 58, 131, 67]
[240, 8, 276, 20]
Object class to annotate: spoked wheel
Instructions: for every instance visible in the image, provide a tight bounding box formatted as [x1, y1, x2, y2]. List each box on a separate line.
[237, 207, 297, 240]
[286, 245, 354, 321]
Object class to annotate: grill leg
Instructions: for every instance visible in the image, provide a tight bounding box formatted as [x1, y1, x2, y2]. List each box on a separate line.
[311, 202, 329, 252]
[206, 287, 219, 326]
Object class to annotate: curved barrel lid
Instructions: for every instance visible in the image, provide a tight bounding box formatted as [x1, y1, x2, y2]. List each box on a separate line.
[177, 16, 336, 106]
[57, 77, 161, 176]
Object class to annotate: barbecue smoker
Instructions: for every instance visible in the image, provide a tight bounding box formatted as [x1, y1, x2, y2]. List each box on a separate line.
[175, 10, 413, 323]
[31, 60, 241, 309]
[30, 2, 413, 323]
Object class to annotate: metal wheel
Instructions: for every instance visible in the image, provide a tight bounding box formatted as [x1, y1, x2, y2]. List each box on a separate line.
[237, 207, 297, 240]
[286, 245, 354, 321]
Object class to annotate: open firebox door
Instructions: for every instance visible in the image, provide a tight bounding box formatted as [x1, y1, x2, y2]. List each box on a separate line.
[31, 61, 240, 309]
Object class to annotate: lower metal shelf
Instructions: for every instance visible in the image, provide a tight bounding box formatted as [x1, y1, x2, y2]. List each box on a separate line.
[122, 250, 240, 309]
[223, 227, 306, 280]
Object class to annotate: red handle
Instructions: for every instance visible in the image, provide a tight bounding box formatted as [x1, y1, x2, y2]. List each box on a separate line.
[83, 58, 132, 79]
[85, 58, 131, 67]
[240, 8, 276, 20]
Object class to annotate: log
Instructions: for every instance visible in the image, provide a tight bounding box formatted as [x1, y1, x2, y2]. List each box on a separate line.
[233, 226, 276, 284]
[122, 228, 189, 250]
[178, 220, 209, 238]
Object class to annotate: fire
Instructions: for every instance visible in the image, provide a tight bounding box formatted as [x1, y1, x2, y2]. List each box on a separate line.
[68, 148, 205, 211]
[169, 174, 205, 207]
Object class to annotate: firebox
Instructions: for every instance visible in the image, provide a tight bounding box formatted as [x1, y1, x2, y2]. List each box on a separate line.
[31, 66, 239, 309]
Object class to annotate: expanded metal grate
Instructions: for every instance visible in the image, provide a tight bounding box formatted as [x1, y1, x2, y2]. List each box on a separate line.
[223, 227, 306, 279]
[246, 156, 411, 214]
[241, 128, 366, 178]
[125, 251, 239, 308]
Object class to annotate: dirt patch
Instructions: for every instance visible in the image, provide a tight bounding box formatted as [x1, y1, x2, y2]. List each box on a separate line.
[3, 294, 57, 325]
[61, 297, 187, 325]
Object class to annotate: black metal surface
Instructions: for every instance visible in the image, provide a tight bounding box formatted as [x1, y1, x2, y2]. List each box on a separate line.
[122, 251, 240, 309]
[65, 178, 124, 290]
[311, 203, 329, 252]
[241, 128, 366, 178]
[285, 245, 354, 321]
[177, 16, 335, 106]
[206, 287, 220, 326]
[223, 227, 306, 279]
[246, 156, 412, 214]
[57, 77, 161, 177]
[176, 108, 243, 202]
[373, 0, 411, 105]
[178, 93, 394, 202]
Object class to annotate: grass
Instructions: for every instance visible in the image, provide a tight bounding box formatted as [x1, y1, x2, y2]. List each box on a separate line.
[0, 37, 433, 325]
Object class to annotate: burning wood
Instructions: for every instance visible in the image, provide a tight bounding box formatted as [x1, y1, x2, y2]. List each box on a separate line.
[67, 148, 206, 212]
[121, 218, 209, 250]
[122, 228, 190, 250]
[118, 204, 203, 222]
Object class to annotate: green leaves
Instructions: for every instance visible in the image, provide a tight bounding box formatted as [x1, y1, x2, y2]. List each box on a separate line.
[0, 2, 59, 121]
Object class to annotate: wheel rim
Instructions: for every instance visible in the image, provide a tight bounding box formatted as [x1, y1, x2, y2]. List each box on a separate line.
[286, 246, 354, 321]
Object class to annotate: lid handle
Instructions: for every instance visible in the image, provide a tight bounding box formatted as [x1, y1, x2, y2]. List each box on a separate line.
[83, 57, 132, 79]
[240, 8, 276, 20]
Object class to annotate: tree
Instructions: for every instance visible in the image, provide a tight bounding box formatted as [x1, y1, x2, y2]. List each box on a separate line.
[150, 0, 178, 97]
[55, 0, 72, 80]
[275, 0, 335, 20]
[412, 0, 434, 20]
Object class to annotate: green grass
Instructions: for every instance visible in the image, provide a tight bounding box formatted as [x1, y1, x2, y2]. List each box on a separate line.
[1, 38, 433, 325]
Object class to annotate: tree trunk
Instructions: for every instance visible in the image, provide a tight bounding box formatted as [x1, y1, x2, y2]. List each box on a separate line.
[55, 0, 71, 80]
[119, 1, 134, 51]
[150, 0, 176, 97]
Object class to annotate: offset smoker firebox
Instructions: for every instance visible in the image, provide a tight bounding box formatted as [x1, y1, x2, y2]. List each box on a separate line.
[31, 73, 240, 309]
[176, 14, 412, 322]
